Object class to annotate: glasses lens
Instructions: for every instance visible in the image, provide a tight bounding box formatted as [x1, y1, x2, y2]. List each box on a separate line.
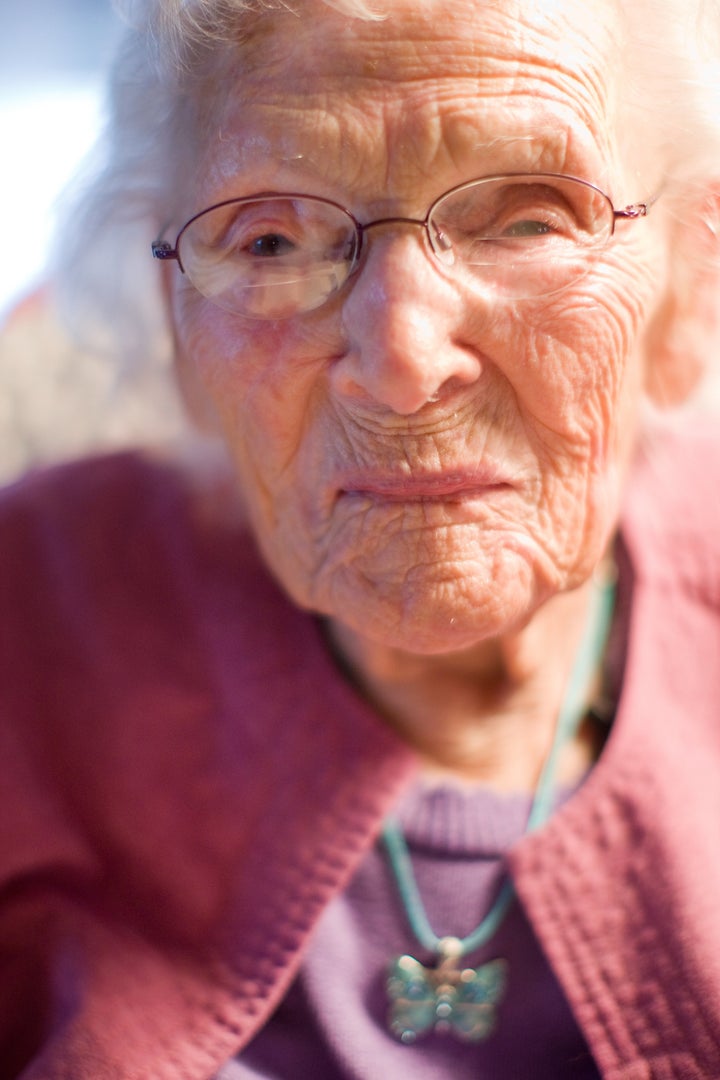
[428, 175, 614, 299]
[177, 196, 358, 318]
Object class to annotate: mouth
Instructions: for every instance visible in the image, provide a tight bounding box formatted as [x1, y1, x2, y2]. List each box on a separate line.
[339, 468, 513, 504]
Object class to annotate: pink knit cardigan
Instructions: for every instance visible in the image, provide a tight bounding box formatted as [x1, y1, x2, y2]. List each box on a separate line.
[1, 425, 720, 1079]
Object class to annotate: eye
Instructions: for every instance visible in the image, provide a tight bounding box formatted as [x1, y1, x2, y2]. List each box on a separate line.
[246, 232, 297, 257]
[213, 205, 308, 262]
[500, 219, 555, 239]
[493, 194, 572, 241]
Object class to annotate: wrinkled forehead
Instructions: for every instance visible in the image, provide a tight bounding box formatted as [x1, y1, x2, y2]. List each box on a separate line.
[184, 0, 631, 203]
[236, 0, 624, 63]
[220, 0, 626, 105]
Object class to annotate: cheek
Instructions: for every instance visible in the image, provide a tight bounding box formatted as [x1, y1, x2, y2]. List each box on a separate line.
[170, 291, 344, 545]
[514, 257, 655, 457]
[173, 292, 254, 412]
[173, 291, 306, 442]
[499, 259, 657, 572]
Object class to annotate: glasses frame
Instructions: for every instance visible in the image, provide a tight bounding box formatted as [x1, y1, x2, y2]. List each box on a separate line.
[152, 172, 653, 314]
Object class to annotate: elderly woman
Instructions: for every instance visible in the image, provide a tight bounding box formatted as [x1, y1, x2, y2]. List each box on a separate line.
[2, 0, 720, 1076]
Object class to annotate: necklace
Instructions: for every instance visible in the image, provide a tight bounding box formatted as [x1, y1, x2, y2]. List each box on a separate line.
[382, 573, 616, 1044]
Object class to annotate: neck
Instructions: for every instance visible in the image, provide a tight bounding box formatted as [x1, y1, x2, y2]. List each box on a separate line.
[326, 579, 605, 791]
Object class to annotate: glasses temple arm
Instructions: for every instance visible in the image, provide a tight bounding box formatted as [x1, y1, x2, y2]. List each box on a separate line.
[613, 183, 665, 221]
[613, 203, 649, 221]
[152, 241, 179, 261]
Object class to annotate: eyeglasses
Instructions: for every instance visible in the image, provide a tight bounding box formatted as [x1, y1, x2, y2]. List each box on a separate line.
[152, 173, 652, 320]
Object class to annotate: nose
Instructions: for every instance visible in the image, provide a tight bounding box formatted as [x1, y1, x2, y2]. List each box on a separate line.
[331, 230, 483, 416]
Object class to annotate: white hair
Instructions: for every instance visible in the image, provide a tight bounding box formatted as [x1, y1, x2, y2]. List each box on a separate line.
[33, 0, 720, 471]
[51, 0, 386, 369]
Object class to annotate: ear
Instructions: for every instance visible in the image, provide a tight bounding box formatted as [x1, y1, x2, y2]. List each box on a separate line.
[160, 263, 221, 434]
[643, 187, 720, 407]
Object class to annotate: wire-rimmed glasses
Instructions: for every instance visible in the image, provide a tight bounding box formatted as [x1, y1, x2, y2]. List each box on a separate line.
[152, 173, 652, 320]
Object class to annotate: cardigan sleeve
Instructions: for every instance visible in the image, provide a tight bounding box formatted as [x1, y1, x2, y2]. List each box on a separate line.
[0, 463, 108, 1074]
[0, 453, 416, 1078]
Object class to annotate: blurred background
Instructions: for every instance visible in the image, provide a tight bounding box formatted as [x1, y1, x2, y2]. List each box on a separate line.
[0, 0, 123, 320]
[0, 1, 190, 484]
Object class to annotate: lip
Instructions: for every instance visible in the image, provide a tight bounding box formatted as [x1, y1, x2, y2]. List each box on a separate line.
[339, 468, 514, 503]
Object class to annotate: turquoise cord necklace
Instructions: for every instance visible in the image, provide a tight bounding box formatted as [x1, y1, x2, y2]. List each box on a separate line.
[383, 573, 616, 1044]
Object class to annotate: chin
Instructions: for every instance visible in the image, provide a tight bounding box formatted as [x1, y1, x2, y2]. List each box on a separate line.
[317, 557, 549, 656]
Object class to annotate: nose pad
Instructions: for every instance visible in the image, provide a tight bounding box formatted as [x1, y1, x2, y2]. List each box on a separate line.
[332, 233, 482, 415]
[431, 225, 455, 262]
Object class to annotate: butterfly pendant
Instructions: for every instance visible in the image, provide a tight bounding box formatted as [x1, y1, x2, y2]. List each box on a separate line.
[386, 946, 508, 1044]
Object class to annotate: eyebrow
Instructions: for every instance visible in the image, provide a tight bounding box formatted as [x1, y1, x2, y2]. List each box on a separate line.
[201, 103, 604, 215]
[465, 122, 604, 184]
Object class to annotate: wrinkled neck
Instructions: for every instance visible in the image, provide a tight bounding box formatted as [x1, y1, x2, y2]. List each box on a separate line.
[324, 577, 606, 790]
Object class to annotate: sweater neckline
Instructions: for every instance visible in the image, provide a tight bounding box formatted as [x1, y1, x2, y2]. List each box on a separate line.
[393, 779, 579, 858]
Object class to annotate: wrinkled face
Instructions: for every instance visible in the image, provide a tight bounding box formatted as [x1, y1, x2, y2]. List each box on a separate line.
[168, 0, 664, 653]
